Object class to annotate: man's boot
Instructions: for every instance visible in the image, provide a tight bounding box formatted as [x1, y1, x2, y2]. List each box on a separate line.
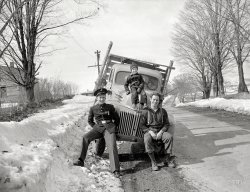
[168, 155, 177, 168]
[163, 153, 171, 166]
[163, 154, 177, 168]
[148, 152, 159, 171]
[73, 158, 84, 167]
[113, 170, 121, 178]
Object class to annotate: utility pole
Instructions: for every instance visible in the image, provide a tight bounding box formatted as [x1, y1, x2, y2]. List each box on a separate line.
[88, 50, 101, 74]
[95, 50, 101, 74]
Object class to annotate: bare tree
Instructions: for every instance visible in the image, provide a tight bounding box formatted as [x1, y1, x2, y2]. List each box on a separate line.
[172, 0, 212, 98]
[171, 20, 213, 99]
[0, 0, 98, 104]
[0, 0, 31, 58]
[188, 0, 250, 93]
[225, 0, 250, 93]
[172, 0, 233, 98]
[172, 73, 201, 103]
[201, 0, 234, 96]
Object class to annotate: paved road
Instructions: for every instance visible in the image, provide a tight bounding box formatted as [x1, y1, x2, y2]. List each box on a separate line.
[120, 106, 250, 192]
[168, 106, 250, 192]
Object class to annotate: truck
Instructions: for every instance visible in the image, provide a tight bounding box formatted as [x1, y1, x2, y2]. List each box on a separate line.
[94, 42, 175, 154]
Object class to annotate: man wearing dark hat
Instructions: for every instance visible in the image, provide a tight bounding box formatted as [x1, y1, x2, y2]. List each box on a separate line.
[124, 62, 147, 109]
[74, 88, 121, 177]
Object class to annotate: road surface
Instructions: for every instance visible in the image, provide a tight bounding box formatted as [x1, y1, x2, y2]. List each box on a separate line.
[119, 105, 250, 192]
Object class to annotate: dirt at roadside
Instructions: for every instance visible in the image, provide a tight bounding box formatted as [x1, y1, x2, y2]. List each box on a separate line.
[119, 142, 198, 192]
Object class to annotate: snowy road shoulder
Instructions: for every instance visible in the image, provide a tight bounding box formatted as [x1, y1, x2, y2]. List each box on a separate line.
[176, 97, 250, 115]
[0, 95, 123, 192]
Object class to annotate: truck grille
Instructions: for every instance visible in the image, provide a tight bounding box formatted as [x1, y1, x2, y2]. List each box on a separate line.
[117, 110, 144, 138]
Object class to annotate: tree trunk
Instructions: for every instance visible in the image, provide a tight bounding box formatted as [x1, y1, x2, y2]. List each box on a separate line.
[202, 75, 211, 99]
[26, 85, 35, 104]
[237, 61, 249, 93]
[213, 74, 218, 97]
[202, 87, 211, 99]
[217, 66, 225, 96]
[233, 0, 249, 94]
[215, 31, 225, 96]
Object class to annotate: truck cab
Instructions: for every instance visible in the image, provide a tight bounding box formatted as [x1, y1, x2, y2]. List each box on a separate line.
[106, 63, 163, 107]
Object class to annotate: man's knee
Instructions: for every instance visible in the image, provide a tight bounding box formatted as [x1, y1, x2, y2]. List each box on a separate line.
[144, 133, 153, 144]
[83, 135, 92, 144]
[162, 132, 173, 142]
[144, 133, 155, 153]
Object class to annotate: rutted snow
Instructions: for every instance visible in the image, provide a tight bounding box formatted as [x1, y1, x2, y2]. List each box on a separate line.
[0, 95, 124, 192]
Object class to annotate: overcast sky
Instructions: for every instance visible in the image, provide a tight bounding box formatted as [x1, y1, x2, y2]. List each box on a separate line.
[39, 0, 186, 92]
[39, 0, 250, 92]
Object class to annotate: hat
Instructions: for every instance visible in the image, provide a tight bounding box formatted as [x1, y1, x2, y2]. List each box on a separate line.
[94, 88, 108, 96]
[130, 62, 138, 71]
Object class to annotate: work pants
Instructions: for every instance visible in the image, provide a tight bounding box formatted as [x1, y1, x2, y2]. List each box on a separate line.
[144, 131, 173, 154]
[79, 129, 120, 172]
[130, 87, 147, 104]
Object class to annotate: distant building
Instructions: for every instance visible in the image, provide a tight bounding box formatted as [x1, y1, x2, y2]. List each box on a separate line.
[0, 63, 26, 103]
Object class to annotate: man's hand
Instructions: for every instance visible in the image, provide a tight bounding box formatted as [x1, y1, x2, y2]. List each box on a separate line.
[126, 91, 130, 95]
[137, 88, 141, 94]
[148, 130, 157, 140]
[156, 130, 164, 140]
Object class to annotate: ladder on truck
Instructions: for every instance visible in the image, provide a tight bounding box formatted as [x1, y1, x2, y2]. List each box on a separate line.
[94, 41, 175, 94]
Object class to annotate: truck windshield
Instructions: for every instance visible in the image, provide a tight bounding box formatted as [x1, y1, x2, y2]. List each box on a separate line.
[115, 71, 159, 91]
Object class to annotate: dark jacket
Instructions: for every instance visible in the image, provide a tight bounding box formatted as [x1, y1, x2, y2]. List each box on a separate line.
[139, 107, 170, 133]
[124, 72, 144, 92]
[88, 103, 120, 134]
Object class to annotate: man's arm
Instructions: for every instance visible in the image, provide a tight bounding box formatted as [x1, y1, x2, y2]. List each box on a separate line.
[160, 109, 170, 132]
[110, 105, 120, 127]
[88, 107, 95, 127]
[139, 110, 149, 133]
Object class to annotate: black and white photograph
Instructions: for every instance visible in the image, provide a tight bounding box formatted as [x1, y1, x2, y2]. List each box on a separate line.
[0, 0, 250, 191]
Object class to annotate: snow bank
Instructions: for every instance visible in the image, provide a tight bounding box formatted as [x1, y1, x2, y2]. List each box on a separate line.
[177, 97, 250, 115]
[0, 95, 123, 192]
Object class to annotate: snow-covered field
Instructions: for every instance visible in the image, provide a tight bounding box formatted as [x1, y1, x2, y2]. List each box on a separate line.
[0, 95, 123, 192]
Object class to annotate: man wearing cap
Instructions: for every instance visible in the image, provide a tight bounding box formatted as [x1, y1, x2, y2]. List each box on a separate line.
[124, 62, 147, 109]
[74, 88, 121, 177]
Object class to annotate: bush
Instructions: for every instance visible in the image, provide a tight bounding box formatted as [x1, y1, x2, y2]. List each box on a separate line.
[0, 98, 64, 122]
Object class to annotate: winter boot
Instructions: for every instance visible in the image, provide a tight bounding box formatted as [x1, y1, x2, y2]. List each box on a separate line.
[73, 158, 84, 167]
[168, 156, 177, 168]
[148, 152, 159, 171]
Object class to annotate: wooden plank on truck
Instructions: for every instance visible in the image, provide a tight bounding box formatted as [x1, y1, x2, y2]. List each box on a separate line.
[160, 60, 174, 93]
[95, 41, 113, 90]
